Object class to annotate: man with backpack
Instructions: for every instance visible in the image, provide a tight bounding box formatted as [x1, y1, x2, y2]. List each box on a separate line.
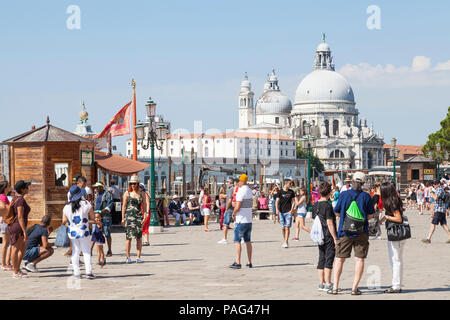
[421, 180, 450, 244]
[328, 172, 374, 296]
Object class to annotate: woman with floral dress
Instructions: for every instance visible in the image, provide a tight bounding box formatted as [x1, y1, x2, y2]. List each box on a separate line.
[122, 176, 147, 264]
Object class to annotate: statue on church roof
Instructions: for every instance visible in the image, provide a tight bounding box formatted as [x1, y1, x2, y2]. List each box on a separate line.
[79, 101, 89, 124]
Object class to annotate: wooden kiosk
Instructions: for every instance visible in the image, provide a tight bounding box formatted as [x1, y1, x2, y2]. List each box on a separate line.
[2, 117, 96, 229]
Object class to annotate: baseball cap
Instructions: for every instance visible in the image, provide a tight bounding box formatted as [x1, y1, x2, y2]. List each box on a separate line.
[189, 195, 195, 200]
[352, 172, 366, 183]
[14, 180, 31, 193]
[239, 174, 248, 182]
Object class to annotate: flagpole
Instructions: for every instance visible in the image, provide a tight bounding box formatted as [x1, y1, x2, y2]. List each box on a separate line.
[131, 79, 137, 161]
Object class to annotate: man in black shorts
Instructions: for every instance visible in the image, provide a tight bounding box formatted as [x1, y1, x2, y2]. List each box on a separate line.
[422, 180, 450, 244]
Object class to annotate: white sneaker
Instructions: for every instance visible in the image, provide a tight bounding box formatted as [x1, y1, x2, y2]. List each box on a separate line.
[217, 239, 228, 244]
[136, 258, 143, 263]
[125, 258, 132, 264]
[282, 242, 289, 248]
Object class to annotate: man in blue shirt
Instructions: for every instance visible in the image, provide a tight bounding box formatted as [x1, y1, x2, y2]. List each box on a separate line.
[422, 180, 450, 244]
[329, 172, 374, 296]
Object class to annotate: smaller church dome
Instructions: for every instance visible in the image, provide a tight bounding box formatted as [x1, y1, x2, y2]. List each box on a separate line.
[256, 90, 292, 115]
[316, 42, 330, 52]
[240, 72, 251, 92]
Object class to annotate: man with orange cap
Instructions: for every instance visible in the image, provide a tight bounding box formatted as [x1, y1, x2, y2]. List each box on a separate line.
[229, 174, 253, 269]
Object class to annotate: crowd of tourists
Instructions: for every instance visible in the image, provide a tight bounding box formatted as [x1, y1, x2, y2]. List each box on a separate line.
[1, 170, 449, 296]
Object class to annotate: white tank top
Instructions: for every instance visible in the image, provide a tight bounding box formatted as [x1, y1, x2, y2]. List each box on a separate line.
[297, 196, 306, 214]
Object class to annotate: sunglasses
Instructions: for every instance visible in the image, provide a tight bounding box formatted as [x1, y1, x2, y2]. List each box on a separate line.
[130, 183, 138, 186]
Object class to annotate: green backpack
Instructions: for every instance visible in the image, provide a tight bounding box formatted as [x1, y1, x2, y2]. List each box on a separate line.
[342, 193, 365, 234]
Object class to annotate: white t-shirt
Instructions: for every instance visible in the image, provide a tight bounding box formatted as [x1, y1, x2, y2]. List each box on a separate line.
[235, 185, 253, 224]
[63, 200, 92, 240]
[340, 185, 352, 193]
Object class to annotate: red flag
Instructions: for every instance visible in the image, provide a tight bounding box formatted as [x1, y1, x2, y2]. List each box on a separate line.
[94, 101, 132, 139]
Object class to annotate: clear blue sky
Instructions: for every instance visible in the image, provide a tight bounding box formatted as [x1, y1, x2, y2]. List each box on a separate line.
[1, 0, 449, 153]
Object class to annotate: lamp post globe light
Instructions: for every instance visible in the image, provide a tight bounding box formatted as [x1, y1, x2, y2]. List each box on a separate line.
[135, 97, 169, 233]
[300, 121, 316, 212]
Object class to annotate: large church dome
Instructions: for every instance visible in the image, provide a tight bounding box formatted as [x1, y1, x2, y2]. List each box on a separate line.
[293, 35, 355, 108]
[294, 69, 355, 105]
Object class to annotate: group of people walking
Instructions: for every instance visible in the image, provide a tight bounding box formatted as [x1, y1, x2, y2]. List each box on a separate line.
[222, 171, 418, 295]
[1, 169, 448, 295]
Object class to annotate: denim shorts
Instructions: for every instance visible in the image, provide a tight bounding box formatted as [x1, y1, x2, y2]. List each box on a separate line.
[23, 246, 40, 262]
[102, 216, 112, 238]
[297, 211, 307, 218]
[233, 223, 252, 243]
[223, 209, 233, 226]
[280, 212, 293, 228]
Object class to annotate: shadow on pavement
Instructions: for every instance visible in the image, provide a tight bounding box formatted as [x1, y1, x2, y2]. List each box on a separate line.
[251, 240, 279, 243]
[95, 273, 153, 279]
[252, 263, 311, 268]
[149, 259, 203, 263]
[150, 243, 189, 247]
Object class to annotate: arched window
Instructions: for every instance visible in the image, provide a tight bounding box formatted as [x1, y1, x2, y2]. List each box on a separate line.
[240, 98, 243, 107]
[329, 149, 344, 159]
[324, 120, 329, 137]
[333, 120, 339, 136]
[204, 147, 209, 157]
[302, 120, 307, 135]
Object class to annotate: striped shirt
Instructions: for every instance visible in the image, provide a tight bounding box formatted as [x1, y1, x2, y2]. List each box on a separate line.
[235, 185, 253, 224]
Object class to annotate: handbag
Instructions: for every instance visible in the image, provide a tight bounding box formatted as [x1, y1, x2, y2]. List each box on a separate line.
[55, 225, 71, 247]
[4, 198, 17, 225]
[386, 215, 411, 241]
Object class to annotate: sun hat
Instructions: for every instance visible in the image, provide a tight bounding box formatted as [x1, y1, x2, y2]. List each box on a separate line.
[172, 194, 179, 199]
[69, 185, 86, 202]
[352, 172, 366, 183]
[92, 182, 105, 188]
[239, 174, 248, 183]
[129, 176, 140, 184]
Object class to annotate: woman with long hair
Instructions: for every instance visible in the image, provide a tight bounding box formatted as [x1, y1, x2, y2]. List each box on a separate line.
[271, 185, 280, 224]
[202, 188, 212, 232]
[380, 181, 406, 293]
[62, 185, 95, 279]
[293, 187, 310, 241]
[122, 176, 147, 263]
[7, 180, 32, 278]
[0, 181, 12, 271]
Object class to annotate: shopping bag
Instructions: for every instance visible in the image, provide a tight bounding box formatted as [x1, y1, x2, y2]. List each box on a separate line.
[310, 216, 324, 245]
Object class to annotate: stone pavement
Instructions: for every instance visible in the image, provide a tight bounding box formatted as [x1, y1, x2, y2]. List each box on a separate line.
[1, 209, 450, 300]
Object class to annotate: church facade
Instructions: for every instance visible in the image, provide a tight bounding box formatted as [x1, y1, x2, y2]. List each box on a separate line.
[238, 36, 385, 171]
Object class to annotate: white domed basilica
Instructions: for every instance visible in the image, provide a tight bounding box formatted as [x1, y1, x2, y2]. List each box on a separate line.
[238, 35, 385, 171]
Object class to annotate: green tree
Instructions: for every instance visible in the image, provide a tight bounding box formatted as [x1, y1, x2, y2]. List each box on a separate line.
[422, 106, 450, 161]
[296, 143, 325, 172]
